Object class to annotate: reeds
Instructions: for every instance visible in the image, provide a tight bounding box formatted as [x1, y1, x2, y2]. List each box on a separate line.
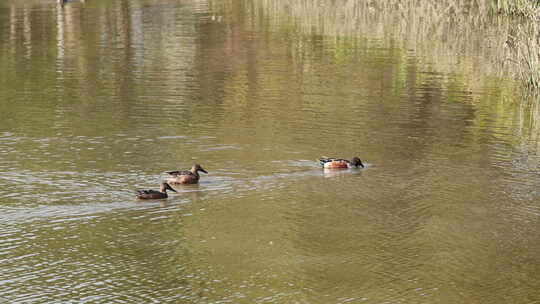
[493, 0, 540, 17]
[507, 23, 540, 89]
[497, 0, 540, 89]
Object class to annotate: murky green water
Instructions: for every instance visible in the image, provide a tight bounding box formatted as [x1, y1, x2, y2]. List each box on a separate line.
[1, 0, 540, 303]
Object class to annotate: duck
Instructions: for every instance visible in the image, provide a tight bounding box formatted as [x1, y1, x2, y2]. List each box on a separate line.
[165, 164, 208, 184]
[58, 0, 85, 6]
[319, 157, 364, 169]
[136, 182, 177, 199]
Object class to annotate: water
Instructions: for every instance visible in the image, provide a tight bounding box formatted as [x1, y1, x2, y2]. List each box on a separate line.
[1, 0, 540, 303]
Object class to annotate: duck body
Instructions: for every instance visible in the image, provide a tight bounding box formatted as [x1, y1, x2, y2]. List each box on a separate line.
[58, 0, 85, 6]
[136, 182, 177, 199]
[166, 164, 208, 184]
[319, 157, 364, 169]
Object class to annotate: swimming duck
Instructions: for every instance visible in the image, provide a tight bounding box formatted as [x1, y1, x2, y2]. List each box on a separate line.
[165, 164, 208, 184]
[136, 182, 177, 199]
[319, 157, 364, 169]
[58, 0, 85, 6]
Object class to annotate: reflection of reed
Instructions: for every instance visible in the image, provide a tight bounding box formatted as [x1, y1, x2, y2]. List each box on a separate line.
[507, 22, 540, 89]
[209, 0, 540, 93]
[203, 0, 540, 160]
[2, 0, 539, 150]
[519, 92, 540, 148]
[243, 0, 518, 84]
[209, 0, 540, 150]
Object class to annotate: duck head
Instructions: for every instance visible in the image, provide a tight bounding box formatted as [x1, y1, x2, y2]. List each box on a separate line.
[160, 182, 178, 193]
[351, 157, 364, 168]
[192, 164, 208, 174]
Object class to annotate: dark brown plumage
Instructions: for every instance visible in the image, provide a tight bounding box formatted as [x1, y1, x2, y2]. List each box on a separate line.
[136, 182, 177, 199]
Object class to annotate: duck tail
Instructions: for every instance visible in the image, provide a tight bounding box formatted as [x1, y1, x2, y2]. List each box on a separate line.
[319, 157, 332, 166]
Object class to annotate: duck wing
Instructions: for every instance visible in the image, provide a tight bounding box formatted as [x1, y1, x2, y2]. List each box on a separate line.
[319, 157, 351, 166]
[319, 157, 338, 164]
[166, 170, 193, 176]
[319, 157, 349, 162]
[136, 189, 161, 195]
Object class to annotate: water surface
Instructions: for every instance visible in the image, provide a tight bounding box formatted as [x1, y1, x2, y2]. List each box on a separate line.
[1, 0, 540, 303]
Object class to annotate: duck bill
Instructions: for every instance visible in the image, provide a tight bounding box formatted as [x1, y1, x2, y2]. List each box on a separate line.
[200, 169, 208, 174]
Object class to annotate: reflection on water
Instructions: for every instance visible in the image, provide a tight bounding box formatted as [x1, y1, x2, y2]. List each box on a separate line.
[1, 0, 540, 303]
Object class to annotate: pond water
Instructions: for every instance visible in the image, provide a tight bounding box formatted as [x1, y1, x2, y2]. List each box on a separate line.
[1, 0, 540, 303]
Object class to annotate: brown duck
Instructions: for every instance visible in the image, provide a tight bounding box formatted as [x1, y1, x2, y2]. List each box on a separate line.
[165, 164, 208, 184]
[136, 182, 177, 199]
